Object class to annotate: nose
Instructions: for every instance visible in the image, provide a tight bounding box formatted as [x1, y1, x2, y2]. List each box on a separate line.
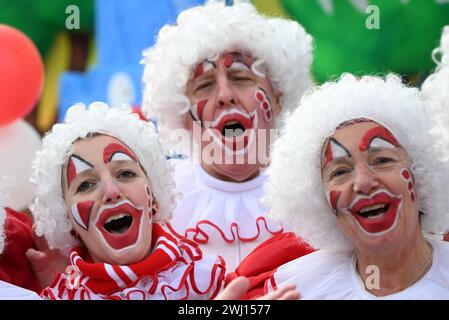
[101, 177, 123, 204]
[352, 165, 379, 194]
[216, 77, 237, 108]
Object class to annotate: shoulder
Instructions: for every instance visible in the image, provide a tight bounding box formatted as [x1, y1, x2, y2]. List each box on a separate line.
[271, 249, 355, 299]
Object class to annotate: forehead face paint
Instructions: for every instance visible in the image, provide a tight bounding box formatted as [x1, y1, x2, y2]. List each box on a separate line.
[359, 126, 399, 152]
[103, 143, 137, 164]
[67, 155, 94, 189]
[323, 138, 351, 168]
[223, 52, 253, 71]
[71, 201, 94, 230]
[193, 60, 216, 79]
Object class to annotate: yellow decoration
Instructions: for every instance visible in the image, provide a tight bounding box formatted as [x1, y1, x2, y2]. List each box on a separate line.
[36, 32, 71, 131]
[251, 0, 290, 18]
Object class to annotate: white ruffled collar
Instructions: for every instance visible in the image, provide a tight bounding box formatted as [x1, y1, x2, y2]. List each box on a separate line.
[169, 160, 283, 243]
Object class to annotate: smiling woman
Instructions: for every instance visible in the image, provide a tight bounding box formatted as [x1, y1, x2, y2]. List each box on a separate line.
[30, 103, 226, 300]
[259, 74, 449, 299]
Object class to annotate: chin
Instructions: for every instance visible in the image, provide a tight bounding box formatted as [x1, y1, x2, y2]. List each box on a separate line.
[216, 163, 261, 182]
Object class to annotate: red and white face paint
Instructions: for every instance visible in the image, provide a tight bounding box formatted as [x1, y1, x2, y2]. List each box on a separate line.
[322, 121, 419, 243]
[67, 155, 93, 189]
[64, 135, 155, 265]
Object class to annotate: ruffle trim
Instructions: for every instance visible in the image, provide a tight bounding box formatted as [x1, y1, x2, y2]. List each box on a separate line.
[41, 233, 226, 300]
[167, 216, 284, 244]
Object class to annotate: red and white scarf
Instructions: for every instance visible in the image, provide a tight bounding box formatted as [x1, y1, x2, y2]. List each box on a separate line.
[41, 223, 225, 300]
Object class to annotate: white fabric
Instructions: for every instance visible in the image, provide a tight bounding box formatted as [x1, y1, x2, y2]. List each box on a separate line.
[169, 159, 283, 271]
[270, 238, 449, 300]
[0, 281, 41, 300]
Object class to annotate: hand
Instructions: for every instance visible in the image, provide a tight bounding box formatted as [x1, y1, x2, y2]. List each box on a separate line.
[215, 276, 300, 300]
[25, 232, 69, 289]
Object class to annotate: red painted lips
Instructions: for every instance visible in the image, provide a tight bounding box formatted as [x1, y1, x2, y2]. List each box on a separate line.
[348, 191, 401, 234]
[95, 202, 143, 250]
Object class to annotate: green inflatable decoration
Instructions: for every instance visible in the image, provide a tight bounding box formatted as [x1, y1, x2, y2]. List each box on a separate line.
[281, 0, 449, 83]
[0, 0, 94, 55]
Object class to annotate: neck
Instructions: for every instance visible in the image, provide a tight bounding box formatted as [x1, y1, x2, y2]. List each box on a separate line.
[355, 230, 433, 297]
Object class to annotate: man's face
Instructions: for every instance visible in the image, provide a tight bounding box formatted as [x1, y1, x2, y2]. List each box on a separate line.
[62, 134, 157, 265]
[184, 52, 281, 182]
[321, 121, 420, 251]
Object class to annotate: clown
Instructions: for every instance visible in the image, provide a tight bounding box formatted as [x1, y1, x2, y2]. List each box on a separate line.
[142, 1, 313, 271]
[30, 103, 226, 300]
[256, 74, 449, 299]
[0, 178, 41, 299]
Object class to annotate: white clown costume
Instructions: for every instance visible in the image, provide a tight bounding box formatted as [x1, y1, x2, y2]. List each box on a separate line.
[31, 103, 225, 300]
[142, 1, 314, 271]
[257, 74, 449, 299]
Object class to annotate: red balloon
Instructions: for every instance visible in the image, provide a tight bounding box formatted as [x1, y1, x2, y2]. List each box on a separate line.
[0, 25, 44, 126]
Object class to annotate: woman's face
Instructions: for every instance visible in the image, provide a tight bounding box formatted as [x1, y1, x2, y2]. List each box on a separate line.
[321, 121, 420, 250]
[62, 134, 157, 265]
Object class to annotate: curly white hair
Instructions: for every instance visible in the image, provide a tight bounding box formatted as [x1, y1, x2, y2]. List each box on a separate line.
[141, 0, 313, 148]
[30, 102, 179, 253]
[262, 74, 449, 250]
[422, 26, 449, 161]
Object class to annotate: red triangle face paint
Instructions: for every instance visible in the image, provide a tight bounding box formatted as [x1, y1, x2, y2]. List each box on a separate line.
[67, 155, 93, 189]
[71, 201, 94, 230]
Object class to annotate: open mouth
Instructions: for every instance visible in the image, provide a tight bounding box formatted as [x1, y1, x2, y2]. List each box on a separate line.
[222, 120, 246, 138]
[356, 203, 390, 219]
[95, 202, 143, 250]
[103, 213, 133, 235]
[348, 191, 401, 234]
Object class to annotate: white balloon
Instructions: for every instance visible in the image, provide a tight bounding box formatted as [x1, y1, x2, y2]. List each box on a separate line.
[0, 120, 41, 211]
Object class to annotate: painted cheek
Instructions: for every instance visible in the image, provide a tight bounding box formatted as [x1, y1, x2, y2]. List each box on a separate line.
[254, 88, 273, 123]
[191, 99, 208, 121]
[71, 201, 95, 231]
[328, 190, 341, 216]
[400, 168, 416, 202]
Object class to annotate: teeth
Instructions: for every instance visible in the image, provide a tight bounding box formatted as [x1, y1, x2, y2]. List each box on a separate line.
[105, 213, 129, 224]
[359, 204, 386, 214]
[225, 120, 239, 126]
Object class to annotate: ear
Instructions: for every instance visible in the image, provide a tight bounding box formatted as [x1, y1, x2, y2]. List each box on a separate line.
[151, 195, 160, 216]
[272, 90, 283, 117]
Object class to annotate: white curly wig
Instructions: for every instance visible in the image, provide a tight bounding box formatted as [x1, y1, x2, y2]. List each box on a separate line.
[422, 26, 449, 161]
[30, 102, 178, 253]
[141, 0, 313, 148]
[262, 74, 449, 250]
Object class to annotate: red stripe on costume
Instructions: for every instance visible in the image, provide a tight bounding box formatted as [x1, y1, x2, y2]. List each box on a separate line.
[359, 126, 399, 151]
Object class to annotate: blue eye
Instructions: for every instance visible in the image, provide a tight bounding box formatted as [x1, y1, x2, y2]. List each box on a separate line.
[76, 181, 95, 193]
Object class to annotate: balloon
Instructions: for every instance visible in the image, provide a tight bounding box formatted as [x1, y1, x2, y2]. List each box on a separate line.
[0, 25, 44, 125]
[0, 120, 42, 210]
